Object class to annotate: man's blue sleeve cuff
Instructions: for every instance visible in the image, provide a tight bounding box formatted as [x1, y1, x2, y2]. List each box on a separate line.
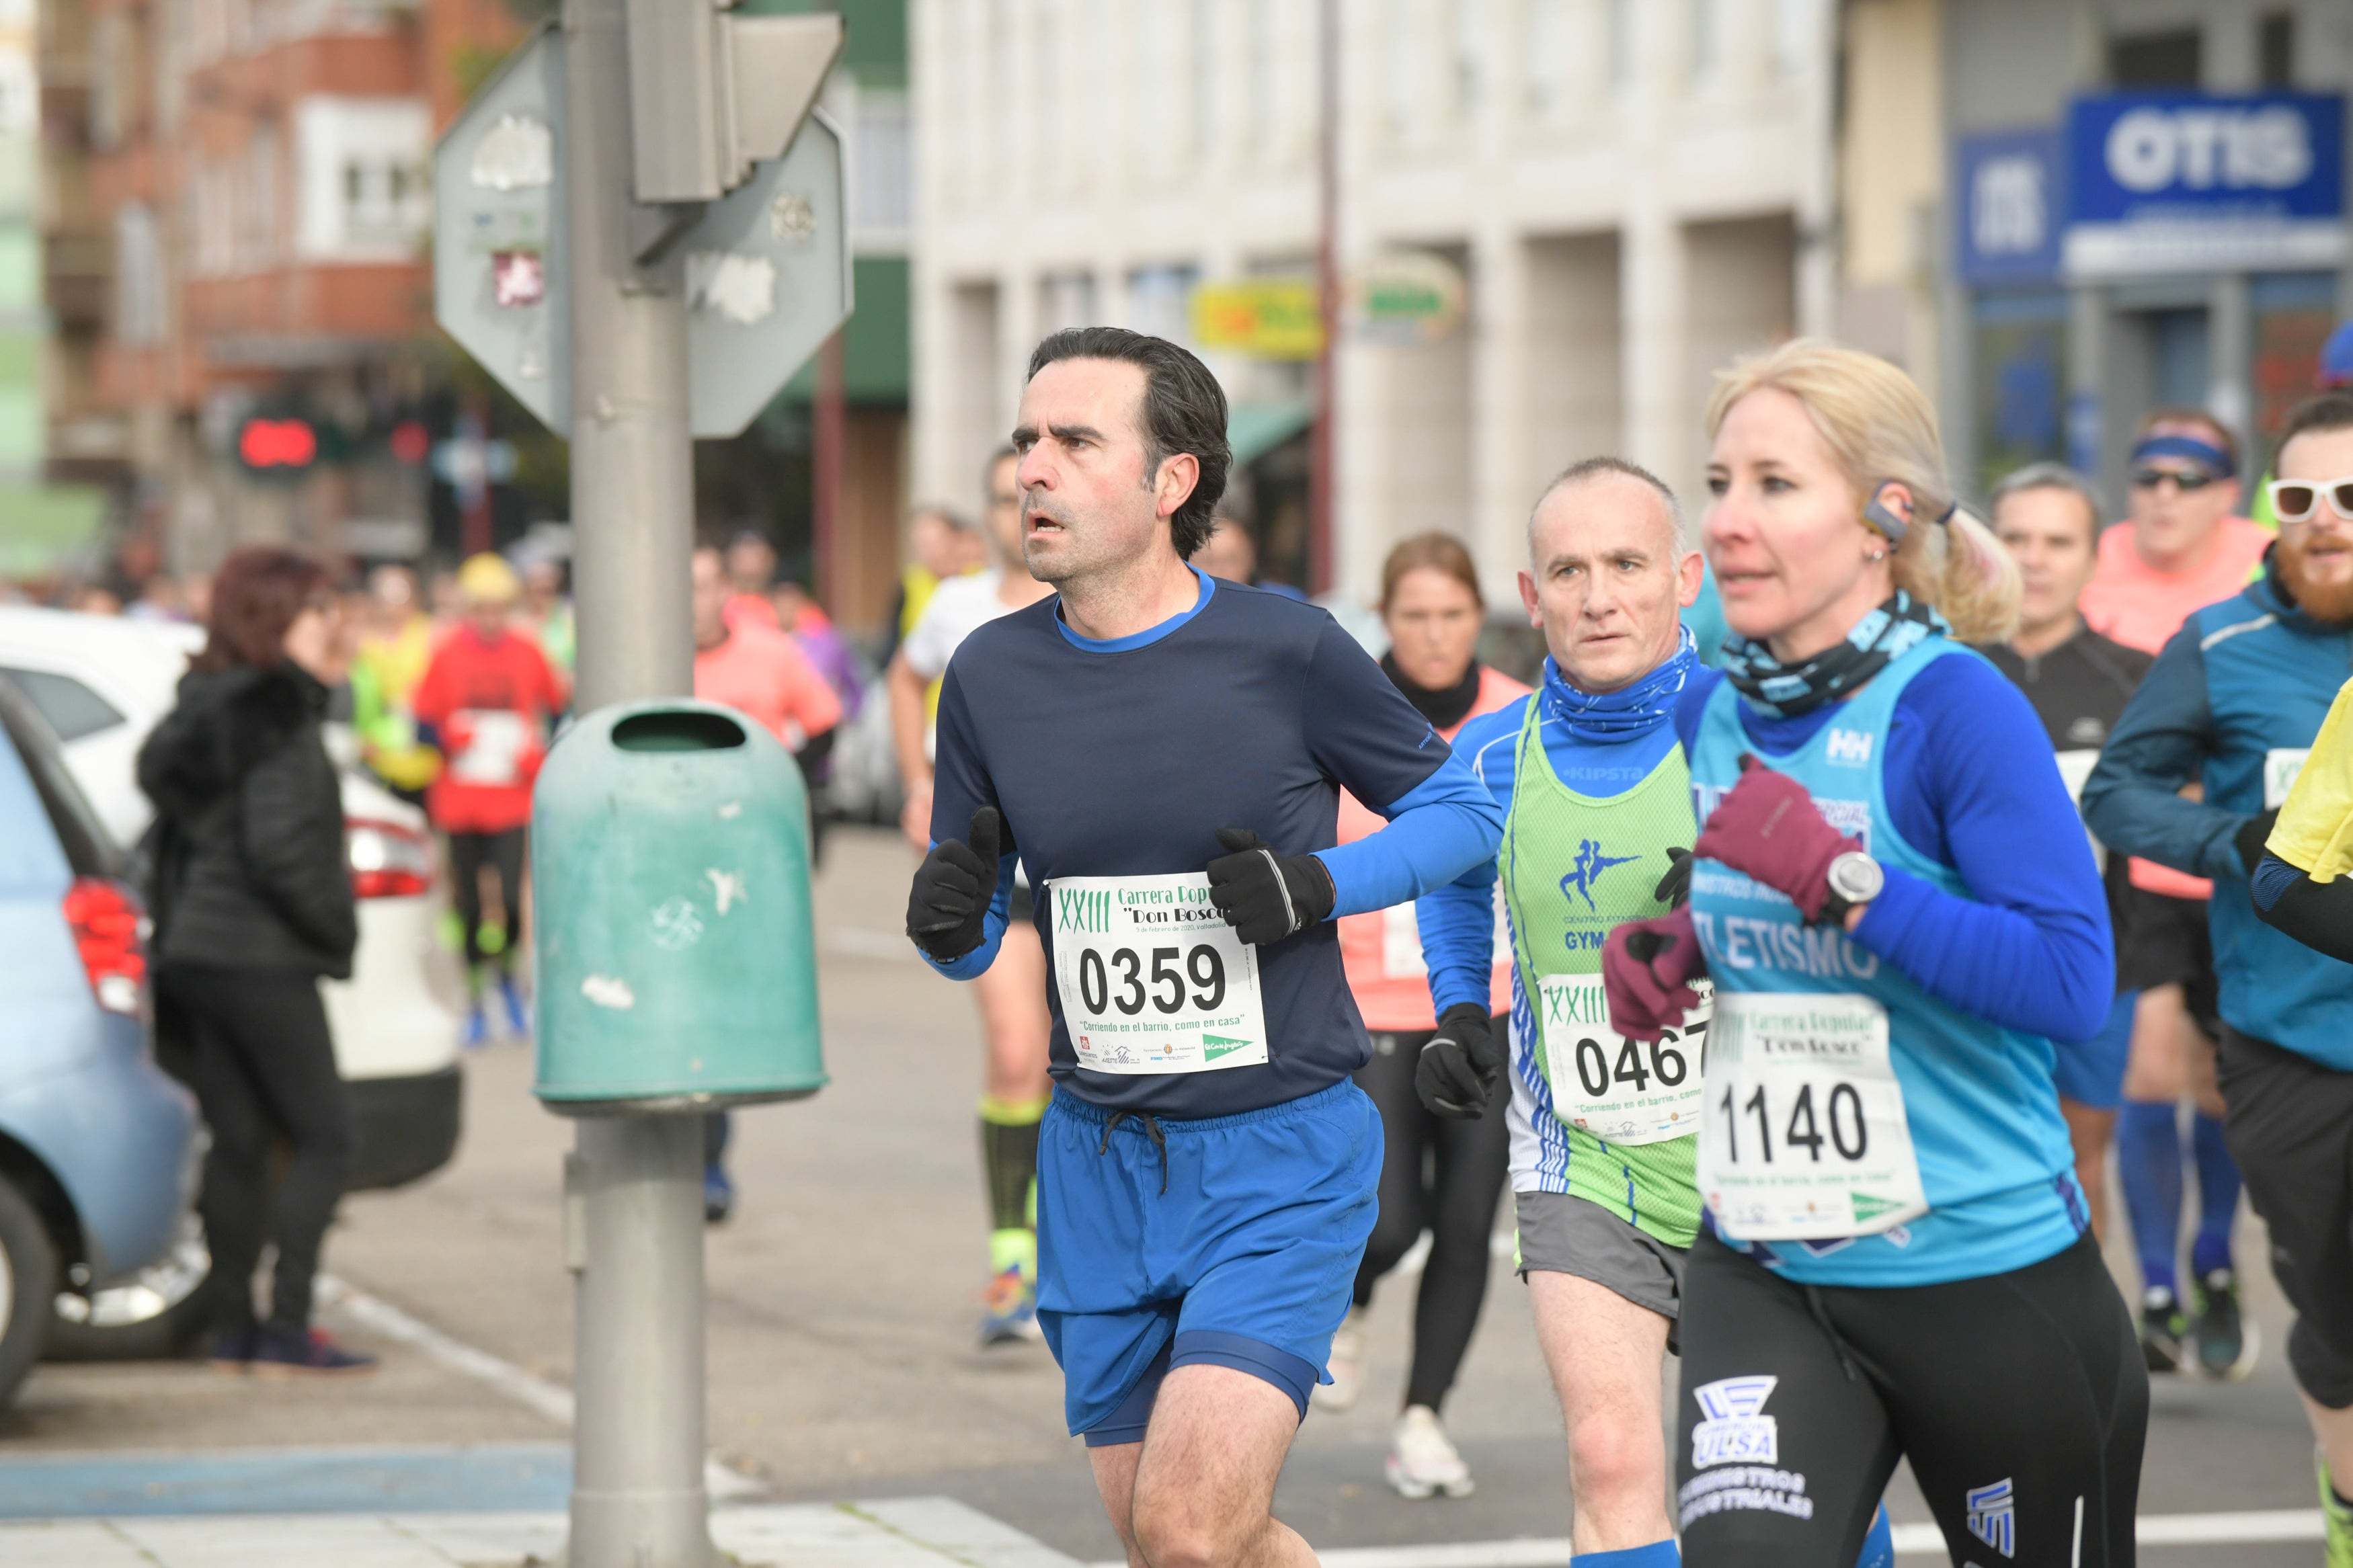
[2251, 852, 2304, 913]
[916, 852, 1016, 979]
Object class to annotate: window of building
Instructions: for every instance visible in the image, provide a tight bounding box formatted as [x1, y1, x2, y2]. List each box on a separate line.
[1384, 0, 1414, 133]
[1452, 0, 1484, 116]
[1039, 270, 1099, 334]
[2108, 28, 2200, 88]
[1125, 263, 1199, 344]
[1607, 0, 1634, 92]
[1772, 0, 1811, 78]
[1523, 0, 1567, 112]
[2259, 11, 2295, 89]
[1972, 291, 2071, 494]
[1688, 0, 1720, 83]
[89, 13, 129, 149]
[1246, 0, 1275, 150]
[112, 203, 166, 346]
[854, 91, 912, 237]
[1191, 0, 1215, 157]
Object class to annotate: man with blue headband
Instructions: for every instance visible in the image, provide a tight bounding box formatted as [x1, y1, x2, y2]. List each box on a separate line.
[1414, 458, 1892, 1568]
[2079, 406, 2271, 1383]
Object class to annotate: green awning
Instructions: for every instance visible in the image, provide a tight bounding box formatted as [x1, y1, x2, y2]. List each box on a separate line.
[1228, 400, 1313, 468]
[0, 485, 106, 578]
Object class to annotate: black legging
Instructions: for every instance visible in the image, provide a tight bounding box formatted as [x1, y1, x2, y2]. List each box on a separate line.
[164, 964, 352, 1335]
[1352, 1022, 1511, 1412]
[449, 828, 526, 972]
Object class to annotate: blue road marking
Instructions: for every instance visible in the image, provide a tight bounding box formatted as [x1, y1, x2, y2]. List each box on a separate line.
[0, 1442, 573, 1517]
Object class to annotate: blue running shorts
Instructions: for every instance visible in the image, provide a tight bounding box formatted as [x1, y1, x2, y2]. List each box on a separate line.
[2052, 989, 2137, 1111]
[1036, 1078, 1382, 1445]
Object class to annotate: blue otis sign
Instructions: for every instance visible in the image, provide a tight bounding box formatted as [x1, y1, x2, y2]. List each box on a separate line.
[2064, 91, 2345, 277]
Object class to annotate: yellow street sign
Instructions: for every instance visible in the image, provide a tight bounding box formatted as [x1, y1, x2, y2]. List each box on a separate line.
[1191, 278, 1324, 360]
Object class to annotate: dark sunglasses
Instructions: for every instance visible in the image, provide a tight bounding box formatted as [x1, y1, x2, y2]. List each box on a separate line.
[2129, 467, 2219, 493]
[2268, 476, 2353, 524]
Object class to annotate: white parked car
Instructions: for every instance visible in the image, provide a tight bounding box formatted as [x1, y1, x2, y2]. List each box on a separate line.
[0, 607, 461, 1356]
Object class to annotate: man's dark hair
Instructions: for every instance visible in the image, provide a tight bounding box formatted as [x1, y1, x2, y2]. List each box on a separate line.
[1025, 327, 1231, 559]
[2271, 393, 2353, 474]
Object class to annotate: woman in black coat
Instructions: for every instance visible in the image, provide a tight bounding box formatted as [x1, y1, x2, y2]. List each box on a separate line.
[137, 547, 372, 1373]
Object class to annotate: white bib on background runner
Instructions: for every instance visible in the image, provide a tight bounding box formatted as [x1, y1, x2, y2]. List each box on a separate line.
[1536, 975, 1711, 1145]
[1698, 992, 1927, 1239]
[451, 709, 530, 786]
[1050, 874, 1269, 1074]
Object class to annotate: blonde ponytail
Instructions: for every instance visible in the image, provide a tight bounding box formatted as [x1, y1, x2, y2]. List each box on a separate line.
[1706, 339, 2020, 645]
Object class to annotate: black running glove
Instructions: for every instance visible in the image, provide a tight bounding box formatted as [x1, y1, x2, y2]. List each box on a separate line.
[1205, 827, 1337, 944]
[2234, 807, 2280, 875]
[906, 807, 1001, 961]
[1416, 1003, 1502, 1119]
[1654, 846, 1695, 909]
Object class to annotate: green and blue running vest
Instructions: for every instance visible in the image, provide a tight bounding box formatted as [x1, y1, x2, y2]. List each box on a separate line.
[1687, 636, 2084, 1286]
[1501, 700, 1702, 1248]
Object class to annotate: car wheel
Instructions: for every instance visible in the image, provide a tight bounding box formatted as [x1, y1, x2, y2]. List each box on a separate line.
[0, 1176, 58, 1406]
[47, 1212, 212, 1362]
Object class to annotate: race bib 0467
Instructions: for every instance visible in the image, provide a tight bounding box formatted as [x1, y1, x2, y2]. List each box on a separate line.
[1050, 874, 1269, 1074]
[1537, 974, 1710, 1145]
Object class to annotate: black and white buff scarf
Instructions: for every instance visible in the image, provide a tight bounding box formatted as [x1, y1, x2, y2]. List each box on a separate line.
[1720, 591, 1950, 719]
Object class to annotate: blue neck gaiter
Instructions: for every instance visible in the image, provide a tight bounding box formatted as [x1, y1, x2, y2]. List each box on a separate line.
[1539, 626, 1698, 743]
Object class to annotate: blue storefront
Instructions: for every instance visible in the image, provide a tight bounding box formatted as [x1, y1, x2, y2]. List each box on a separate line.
[1953, 90, 2346, 507]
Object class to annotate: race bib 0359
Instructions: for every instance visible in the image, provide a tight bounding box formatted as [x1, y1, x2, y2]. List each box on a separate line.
[1050, 874, 1269, 1075]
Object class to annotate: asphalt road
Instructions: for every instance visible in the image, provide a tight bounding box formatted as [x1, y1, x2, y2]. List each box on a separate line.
[0, 827, 2323, 1563]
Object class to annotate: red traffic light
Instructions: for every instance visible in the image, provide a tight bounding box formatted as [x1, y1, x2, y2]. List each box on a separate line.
[239, 417, 317, 468]
[389, 419, 430, 464]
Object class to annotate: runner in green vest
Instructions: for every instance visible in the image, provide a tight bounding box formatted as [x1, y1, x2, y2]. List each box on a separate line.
[1416, 457, 1892, 1568]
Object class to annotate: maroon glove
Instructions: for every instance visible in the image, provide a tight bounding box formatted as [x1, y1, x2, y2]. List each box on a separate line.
[1693, 755, 1860, 923]
[1603, 907, 1707, 1042]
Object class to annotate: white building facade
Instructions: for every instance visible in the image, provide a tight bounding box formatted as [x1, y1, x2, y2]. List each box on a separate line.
[912, 0, 1837, 606]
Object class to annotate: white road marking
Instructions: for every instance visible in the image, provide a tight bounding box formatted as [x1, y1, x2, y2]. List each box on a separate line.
[313, 1274, 763, 1500]
[1078, 1512, 2323, 1568]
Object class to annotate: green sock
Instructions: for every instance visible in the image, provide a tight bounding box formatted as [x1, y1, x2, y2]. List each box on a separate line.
[979, 1096, 1047, 1275]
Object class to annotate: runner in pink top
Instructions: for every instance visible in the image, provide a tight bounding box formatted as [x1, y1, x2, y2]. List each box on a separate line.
[2075, 408, 2256, 1378]
[1317, 534, 1527, 1503]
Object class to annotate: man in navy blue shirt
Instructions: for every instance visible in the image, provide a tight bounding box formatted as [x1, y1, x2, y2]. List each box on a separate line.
[903, 327, 1501, 1568]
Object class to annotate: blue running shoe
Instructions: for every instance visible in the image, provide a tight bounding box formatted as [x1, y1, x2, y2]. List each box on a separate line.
[499, 976, 532, 1039]
[704, 1160, 735, 1225]
[461, 1006, 491, 1050]
[978, 1264, 1040, 1346]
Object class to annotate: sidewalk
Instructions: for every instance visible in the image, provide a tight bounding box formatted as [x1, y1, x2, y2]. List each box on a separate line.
[0, 1495, 1086, 1568]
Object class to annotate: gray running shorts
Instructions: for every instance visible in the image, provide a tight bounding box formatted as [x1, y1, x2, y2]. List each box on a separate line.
[1514, 1188, 1687, 1347]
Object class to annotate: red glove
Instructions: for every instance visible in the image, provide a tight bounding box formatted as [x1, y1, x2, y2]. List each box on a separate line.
[1693, 755, 1859, 923]
[1603, 907, 1707, 1042]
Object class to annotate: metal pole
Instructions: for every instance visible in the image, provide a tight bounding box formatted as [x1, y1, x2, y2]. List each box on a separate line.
[1310, 0, 1338, 597]
[813, 329, 846, 608]
[561, 0, 709, 1553]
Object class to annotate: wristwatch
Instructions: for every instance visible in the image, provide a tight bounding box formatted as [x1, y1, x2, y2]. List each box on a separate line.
[1818, 850, 1884, 926]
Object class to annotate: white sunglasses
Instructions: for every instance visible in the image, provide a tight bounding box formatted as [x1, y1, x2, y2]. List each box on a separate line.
[2268, 476, 2353, 524]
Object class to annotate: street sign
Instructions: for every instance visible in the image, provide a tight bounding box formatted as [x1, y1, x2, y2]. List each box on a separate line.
[433, 28, 848, 441]
[682, 110, 852, 439]
[1955, 128, 2063, 287]
[1191, 278, 1323, 360]
[1351, 251, 1466, 346]
[2063, 91, 2347, 278]
[433, 25, 569, 432]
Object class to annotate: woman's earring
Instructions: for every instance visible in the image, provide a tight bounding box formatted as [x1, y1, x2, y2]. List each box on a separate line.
[1865, 548, 1888, 563]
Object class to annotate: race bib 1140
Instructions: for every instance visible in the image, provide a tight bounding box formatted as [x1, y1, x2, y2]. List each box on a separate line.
[1050, 874, 1269, 1075]
[1698, 991, 1927, 1241]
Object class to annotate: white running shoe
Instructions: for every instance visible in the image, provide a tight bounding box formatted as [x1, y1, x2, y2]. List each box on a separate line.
[1385, 1404, 1474, 1499]
[1312, 1307, 1367, 1412]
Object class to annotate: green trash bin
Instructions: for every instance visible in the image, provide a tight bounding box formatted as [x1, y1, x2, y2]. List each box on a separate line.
[531, 700, 826, 1114]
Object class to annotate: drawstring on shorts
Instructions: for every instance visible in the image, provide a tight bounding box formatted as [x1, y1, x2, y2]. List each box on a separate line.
[1098, 1110, 1170, 1196]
